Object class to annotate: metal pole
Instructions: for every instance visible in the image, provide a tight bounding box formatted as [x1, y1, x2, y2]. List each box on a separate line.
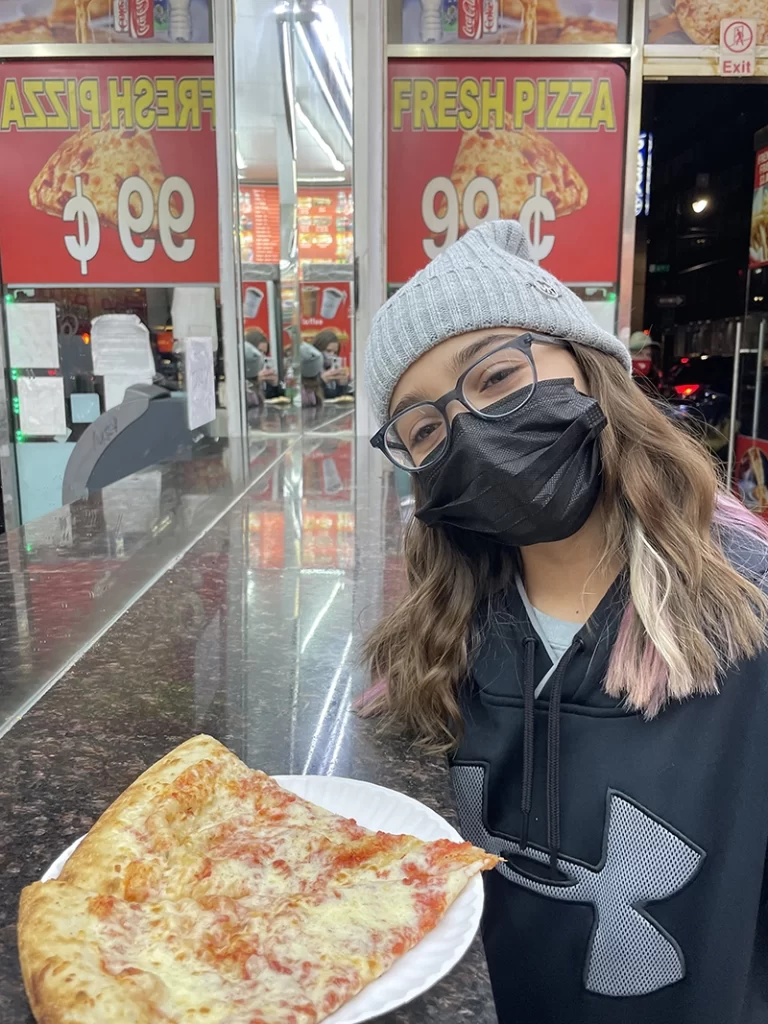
[213, 0, 246, 442]
[351, 0, 387, 438]
[752, 319, 766, 440]
[616, 0, 647, 345]
[726, 320, 743, 487]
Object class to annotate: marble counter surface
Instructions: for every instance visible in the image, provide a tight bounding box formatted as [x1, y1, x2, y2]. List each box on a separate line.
[0, 438, 497, 1024]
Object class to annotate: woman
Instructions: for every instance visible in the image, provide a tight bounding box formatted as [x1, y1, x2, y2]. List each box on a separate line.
[363, 220, 768, 1024]
[313, 328, 352, 400]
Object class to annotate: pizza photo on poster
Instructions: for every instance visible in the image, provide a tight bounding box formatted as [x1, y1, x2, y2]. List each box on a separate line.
[387, 61, 628, 289]
[647, 0, 767, 44]
[0, 0, 210, 45]
[400, 0, 621, 45]
[0, 61, 218, 286]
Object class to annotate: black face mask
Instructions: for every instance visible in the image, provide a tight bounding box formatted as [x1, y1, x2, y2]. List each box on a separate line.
[414, 378, 607, 547]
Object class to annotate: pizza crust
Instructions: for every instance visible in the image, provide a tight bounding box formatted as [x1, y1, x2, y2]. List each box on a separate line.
[675, 0, 768, 44]
[18, 881, 155, 1024]
[59, 735, 247, 897]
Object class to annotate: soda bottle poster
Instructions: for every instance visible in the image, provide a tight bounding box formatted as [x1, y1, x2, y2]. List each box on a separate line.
[0, 60, 218, 286]
[387, 60, 627, 288]
[0, 1, 210, 45]
[400, 0, 621, 45]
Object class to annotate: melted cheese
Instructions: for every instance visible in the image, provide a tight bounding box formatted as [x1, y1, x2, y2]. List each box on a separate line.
[62, 759, 494, 1023]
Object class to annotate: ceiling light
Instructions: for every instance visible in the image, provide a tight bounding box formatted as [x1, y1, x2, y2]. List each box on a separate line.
[691, 198, 709, 214]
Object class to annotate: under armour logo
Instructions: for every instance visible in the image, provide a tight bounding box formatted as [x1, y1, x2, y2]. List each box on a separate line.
[452, 764, 705, 997]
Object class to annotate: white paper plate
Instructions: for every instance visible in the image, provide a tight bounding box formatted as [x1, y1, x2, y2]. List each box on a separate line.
[42, 775, 485, 1024]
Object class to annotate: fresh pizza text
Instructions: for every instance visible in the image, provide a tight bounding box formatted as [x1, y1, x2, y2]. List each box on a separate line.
[0, 76, 216, 132]
[391, 76, 617, 133]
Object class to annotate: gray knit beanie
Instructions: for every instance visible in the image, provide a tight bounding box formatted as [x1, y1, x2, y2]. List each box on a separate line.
[300, 342, 324, 379]
[366, 219, 630, 423]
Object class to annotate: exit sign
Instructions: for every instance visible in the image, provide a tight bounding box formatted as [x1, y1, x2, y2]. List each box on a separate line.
[649, 263, 670, 273]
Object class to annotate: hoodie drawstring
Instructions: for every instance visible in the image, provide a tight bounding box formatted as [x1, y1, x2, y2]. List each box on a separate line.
[520, 637, 537, 851]
[518, 636, 584, 878]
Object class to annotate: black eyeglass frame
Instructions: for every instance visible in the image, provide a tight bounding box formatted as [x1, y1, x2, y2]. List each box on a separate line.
[370, 332, 571, 473]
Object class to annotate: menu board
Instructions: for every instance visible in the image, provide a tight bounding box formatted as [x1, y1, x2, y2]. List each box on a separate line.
[297, 190, 353, 263]
[240, 187, 280, 264]
[0, 60, 218, 286]
[400, 0, 621, 45]
[387, 60, 627, 288]
[648, 1, 767, 44]
[239, 186, 353, 266]
[0, 0, 211, 45]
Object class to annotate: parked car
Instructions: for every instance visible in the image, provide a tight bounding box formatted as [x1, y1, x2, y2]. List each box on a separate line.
[660, 354, 768, 458]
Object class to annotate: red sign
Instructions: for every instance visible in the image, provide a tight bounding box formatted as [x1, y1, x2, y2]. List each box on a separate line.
[388, 61, 627, 287]
[299, 280, 352, 360]
[749, 146, 768, 268]
[0, 61, 217, 286]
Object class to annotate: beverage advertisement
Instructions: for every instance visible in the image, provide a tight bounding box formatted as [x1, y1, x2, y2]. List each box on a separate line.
[299, 281, 351, 360]
[242, 281, 270, 336]
[0, 0, 210, 45]
[749, 143, 768, 268]
[388, 60, 627, 288]
[0, 60, 218, 286]
[400, 0, 621, 45]
[647, 0, 767, 44]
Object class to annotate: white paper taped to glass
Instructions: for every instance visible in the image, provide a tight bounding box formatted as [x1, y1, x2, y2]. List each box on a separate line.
[17, 376, 67, 437]
[185, 337, 216, 430]
[6, 303, 59, 369]
[91, 314, 154, 377]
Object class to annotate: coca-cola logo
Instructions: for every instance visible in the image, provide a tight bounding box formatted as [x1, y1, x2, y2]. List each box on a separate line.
[461, 0, 480, 34]
[134, 0, 151, 31]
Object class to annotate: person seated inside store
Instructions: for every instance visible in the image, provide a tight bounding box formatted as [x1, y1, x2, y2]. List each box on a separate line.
[301, 342, 326, 407]
[244, 328, 283, 401]
[313, 329, 352, 400]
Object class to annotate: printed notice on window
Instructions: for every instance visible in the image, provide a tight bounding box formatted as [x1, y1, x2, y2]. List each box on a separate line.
[185, 336, 215, 430]
[6, 303, 59, 369]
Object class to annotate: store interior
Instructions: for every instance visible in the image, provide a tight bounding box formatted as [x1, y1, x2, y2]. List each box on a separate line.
[235, 0, 355, 438]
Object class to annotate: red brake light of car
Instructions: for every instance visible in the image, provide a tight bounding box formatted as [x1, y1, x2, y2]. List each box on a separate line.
[680, 357, 689, 364]
[674, 384, 701, 398]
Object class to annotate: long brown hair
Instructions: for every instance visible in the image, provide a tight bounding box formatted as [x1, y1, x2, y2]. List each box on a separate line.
[363, 344, 768, 752]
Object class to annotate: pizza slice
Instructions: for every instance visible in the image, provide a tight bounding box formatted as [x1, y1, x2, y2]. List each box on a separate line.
[675, 0, 767, 44]
[19, 736, 498, 1024]
[447, 115, 588, 230]
[29, 121, 179, 236]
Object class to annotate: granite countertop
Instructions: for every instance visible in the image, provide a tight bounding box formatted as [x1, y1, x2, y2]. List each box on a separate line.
[0, 437, 498, 1024]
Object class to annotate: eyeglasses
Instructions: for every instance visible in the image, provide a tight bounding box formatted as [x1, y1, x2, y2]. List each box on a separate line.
[370, 332, 570, 473]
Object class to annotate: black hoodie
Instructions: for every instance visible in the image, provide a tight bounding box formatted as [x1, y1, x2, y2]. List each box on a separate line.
[450, 535, 768, 1024]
